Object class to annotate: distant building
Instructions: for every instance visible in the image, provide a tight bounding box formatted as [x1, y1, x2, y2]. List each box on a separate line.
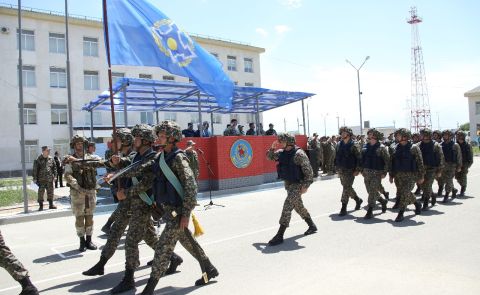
[464, 85, 480, 144]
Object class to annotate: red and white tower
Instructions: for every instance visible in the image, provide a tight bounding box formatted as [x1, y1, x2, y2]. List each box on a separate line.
[408, 6, 432, 132]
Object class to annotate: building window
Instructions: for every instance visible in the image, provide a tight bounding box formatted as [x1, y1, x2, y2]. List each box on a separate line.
[245, 82, 254, 87]
[213, 114, 222, 124]
[85, 112, 102, 126]
[18, 65, 36, 87]
[163, 75, 175, 81]
[16, 29, 35, 51]
[190, 114, 201, 124]
[49, 33, 65, 54]
[115, 112, 126, 126]
[165, 112, 176, 122]
[139, 73, 152, 79]
[140, 112, 154, 124]
[51, 104, 68, 125]
[227, 56, 237, 71]
[83, 37, 98, 57]
[50, 67, 67, 88]
[244, 58, 253, 73]
[84, 71, 99, 90]
[476, 101, 480, 115]
[24, 140, 38, 163]
[53, 139, 70, 157]
[112, 72, 125, 85]
[21, 103, 37, 125]
[230, 114, 239, 121]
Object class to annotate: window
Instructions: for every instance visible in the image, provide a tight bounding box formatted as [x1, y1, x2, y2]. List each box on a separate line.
[476, 101, 480, 115]
[245, 82, 254, 87]
[140, 112, 154, 124]
[163, 75, 175, 81]
[49, 33, 65, 53]
[21, 103, 37, 125]
[84, 71, 99, 90]
[227, 56, 237, 71]
[139, 73, 152, 79]
[24, 140, 38, 163]
[112, 72, 125, 85]
[190, 114, 201, 124]
[165, 112, 177, 122]
[213, 114, 222, 124]
[85, 112, 102, 126]
[18, 65, 36, 87]
[244, 58, 254, 73]
[53, 139, 70, 157]
[230, 114, 239, 121]
[51, 104, 68, 125]
[16, 29, 35, 51]
[50, 67, 67, 88]
[115, 111, 126, 126]
[83, 37, 98, 57]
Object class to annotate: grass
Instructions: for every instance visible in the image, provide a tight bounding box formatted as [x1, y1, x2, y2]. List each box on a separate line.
[0, 177, 32, 188]
[474, 146, 480, 155]
[0, 188, 37, 207]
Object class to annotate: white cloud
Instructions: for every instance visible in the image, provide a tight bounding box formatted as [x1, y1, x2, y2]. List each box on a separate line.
[281, 0, 302, 9]
[255, 28, 269, 37]
[275, 25, 292, 35]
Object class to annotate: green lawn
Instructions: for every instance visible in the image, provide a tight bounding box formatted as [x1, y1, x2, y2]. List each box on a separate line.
[0, 177, 32, 187]
[474, 146, 480, 155]
[0, 188, 37, 207]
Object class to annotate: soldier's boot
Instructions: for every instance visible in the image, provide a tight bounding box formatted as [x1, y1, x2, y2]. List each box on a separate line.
[48, 200, 57, 209]
[19, 277, 39, 295]
[303, 217, 317, 235]
[354, 197, 363, 210]
[460, 186, 466, 197]
[268, 225, 287, 246]
[414, 201, 422, 215]
[431, 195, 437, 206]
[414, 186, 421, 196]
[392, 197, 401, 210]
[194, 259, 219, 286]
[451, 188, 458, 200]
[38, 202, 43, 212]
[380, 198, 388, 213]
[79, 237, 87, 252]
[338, 203, 348, 216]
[111, 268, 136, 294]
[101, 219, 113, 235]
[437, 185, 444, 197]
[384, 191, 390, 200]
[165, 252, 184, 275]
[85, 235, 97, 250]
[395, 210, 405, 222]
[442, 192, 450, 203]
[364, 207, 374, 219]
[140, 277, 159, 295]
[83, 255, 108, 276]
[422, 197, 429, 211]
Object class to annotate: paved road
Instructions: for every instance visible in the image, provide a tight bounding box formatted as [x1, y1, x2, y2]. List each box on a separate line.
[1, 161, 480, 295]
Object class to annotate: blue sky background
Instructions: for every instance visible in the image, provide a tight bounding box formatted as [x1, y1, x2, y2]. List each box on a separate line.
[5, 0, 480, 134]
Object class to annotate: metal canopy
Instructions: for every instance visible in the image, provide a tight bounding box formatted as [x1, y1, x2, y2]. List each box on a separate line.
[82, 78, 315, 114]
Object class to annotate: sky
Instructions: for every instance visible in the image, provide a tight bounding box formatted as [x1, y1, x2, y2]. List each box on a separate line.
[5, 0, 480, 135]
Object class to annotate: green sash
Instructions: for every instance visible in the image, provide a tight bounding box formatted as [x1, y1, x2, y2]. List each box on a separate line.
[132, 177, 154, 206]
[159, 151, 184, 200]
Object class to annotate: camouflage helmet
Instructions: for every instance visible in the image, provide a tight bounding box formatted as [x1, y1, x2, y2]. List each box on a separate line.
[131, 124, 155, 142]
[419, 128, 432, 138]
[442, 129, 453, 137]
[455, 130, 467, 139]
[113, 128, 133, 146]
[396, 128, 411, 139]
[367, 128, 383, 141]
[154, 120, 182, 142]
[70, 135, 87, 149]
[277, 133, 296, 145]
[339, 126, 353, 136]
[432, 130, 442, 137]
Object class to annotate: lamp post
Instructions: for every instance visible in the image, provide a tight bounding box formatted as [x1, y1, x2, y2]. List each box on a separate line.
[321, 113, 328, 136]
[346, 56, 370, 135]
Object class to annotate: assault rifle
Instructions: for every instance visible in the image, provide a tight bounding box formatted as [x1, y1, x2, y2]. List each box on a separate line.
[102, 152, 157, 185]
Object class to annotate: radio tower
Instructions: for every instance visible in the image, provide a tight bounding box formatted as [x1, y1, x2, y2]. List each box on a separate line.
[407, 7, 432, 132]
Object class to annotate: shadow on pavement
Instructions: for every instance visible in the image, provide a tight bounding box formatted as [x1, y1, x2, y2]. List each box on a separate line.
[135, 277, 213, 295]
[439, 201, 463, 206]
[354, 212, 388, 224]
[40, 271, 126, 294]
[386, 213, 425, 227]
[252, 234, 306, 254]
[419, 209, 445, 216]
[328, 211, 356, 221]
[33, 249, 83, 264]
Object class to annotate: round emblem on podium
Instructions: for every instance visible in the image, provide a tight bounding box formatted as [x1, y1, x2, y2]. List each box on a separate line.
[230, 139, 253, 168]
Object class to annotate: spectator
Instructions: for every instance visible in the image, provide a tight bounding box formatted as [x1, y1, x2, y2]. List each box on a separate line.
[225, 119, 240, 136]
[265, 123, 277, 136]
[182, 122, 196, 137]
[54, 151, 64, 188]
[238, 125, 245, 135]
[201, 121, 211, 137]
[223, 124, 231, 136]
[246, 123, 256, 135]
[258, 123, 266, 135]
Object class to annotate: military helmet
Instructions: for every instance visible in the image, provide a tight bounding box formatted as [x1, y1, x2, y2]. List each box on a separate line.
[113, 128, 133, 146]
[419, 128, 432, 137]
[396, 128, 411, 139]
[70, 135, 87, 149]
[432, 130, 442, 137]
[339, 126, 353, 136]
[442, 129, 453, 137]
[367, 128, 383, 141]
[131, 124, 155, 142]
[277, 133, 296, 145]
[456, 130, 467, 139]
[154, 120, 182, 142]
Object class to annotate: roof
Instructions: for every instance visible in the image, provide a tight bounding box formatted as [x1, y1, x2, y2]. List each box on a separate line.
[82, 78, 315, 114]
[464, 85, 480, 97]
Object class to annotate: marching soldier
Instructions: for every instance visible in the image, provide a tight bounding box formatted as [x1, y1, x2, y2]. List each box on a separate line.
[438, 130, 462, 202]
[63, 135, 98, 252]
[455, 130, 474, 196]
[307, 133, 321, 177]
[361, 129, 389, 219]
[432, 130, 443, 195]
[335, 127, 363, 216]
[32, 146, 57, 210]
[389, 128, 424, 222]
[266, 133, 317, 246]
[417, 128, 444, 209]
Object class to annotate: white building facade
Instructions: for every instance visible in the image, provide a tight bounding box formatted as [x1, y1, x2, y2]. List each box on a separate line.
[0, 4, 265, 176]
[464, 85, 480, 145]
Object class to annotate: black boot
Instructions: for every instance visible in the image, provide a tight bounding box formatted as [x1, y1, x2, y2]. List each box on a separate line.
[392, 197, 401, 210]
[111, 268, 136, 294]
[437, 185, 444, 196]
[395, 209, 405, 222]
[195, 259, 219, 286]
[451, 188, 458, 200]
[339, 203, 347, 216]
[83, 255, 108, 276]
[460, 186, 466, 197]
[384, 191, 390, 200]
[431, 194, 437, 206]
[414, 201, 422, 215]
[165, 252, 184, 275]
[79, 237, 86, 252]
[422, 197, 429, 211]
[364, 207, 373, 219]
[19, 277, 39, 295]
[141, 277, 159, 295]
[48, 200, 57, 209]
[380, 198, 387, 213]
[304, 217, 317, 235]
[38, 202, 43, 212]
[414, 186, 421, 195]
[268, 225, 287, 246]
[443, 192, 450, 203]
[354, 197, 363, 210]
[101, 219, 113, 235]
[85, 235, 97, 250]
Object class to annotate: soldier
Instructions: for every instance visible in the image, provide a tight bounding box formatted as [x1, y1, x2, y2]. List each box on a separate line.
[265, 123, 277, 136]
[307, 133, 321, 177]
[225, 119, 240, 136]
[32, 146, 57, 211]
[389, 130, 403, 209]
[361, 129, 389, 219]
[335, 127, 363, 216]
[438, 130, 462, 202]
[455, 130, 474, 196]
[266, 133, 317, 246]
[63, 135, 98, 252]
[54, 151, 63, 188]
[185, 139, 200, 180]
[417, 128, 444, 209]
[321, 137, 335, 175]
[432, 130, 444, 195]
[141, 121, 218, 294]
[0, 229, 39, 295]
[389, 128, 424, 222]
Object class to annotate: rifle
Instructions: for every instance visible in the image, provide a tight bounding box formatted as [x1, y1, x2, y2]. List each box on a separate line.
[104, 152, 156, 185]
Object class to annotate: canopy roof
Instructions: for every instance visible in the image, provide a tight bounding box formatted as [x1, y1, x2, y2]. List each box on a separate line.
[82, 78, 315, 114]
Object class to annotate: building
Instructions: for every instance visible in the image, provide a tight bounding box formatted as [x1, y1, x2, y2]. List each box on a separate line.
[464, 85, 480, 144]
[0, 4, 265, 176]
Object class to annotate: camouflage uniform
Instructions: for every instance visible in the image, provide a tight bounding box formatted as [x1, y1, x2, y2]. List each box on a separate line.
[185, 149, 200, 180]
[307, 135, 321, 177]
[439, 131, 462, 198]
[321, 140, 335, 174]
[0, 229, 28, 281]
[455, 131, 473, 195]
[32, 154, 57, 202]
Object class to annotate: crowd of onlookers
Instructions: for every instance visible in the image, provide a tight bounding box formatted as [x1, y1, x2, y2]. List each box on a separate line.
[181, 119, 278, 138]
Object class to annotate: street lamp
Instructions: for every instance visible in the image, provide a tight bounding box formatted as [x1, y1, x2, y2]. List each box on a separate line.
[346, 56, 370, 135]
[321, 113, 328, 136]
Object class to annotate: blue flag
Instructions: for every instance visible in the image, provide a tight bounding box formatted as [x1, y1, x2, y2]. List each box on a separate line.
[104, 0, 234, 107]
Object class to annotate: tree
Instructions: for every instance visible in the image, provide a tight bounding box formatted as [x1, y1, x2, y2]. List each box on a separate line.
[459, 122, 469, 131]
